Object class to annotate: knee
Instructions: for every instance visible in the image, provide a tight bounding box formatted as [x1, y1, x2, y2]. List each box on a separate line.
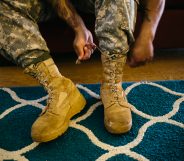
[95, 24, 130, 55]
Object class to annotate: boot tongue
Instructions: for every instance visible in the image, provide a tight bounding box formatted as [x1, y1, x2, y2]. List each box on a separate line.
[47, 64, 60, 77]
[41, 58, 61, 77]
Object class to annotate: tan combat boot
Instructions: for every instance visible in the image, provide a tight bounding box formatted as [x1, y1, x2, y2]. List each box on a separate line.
[24, 58, 86, 142]
[101, 54, 132, 134]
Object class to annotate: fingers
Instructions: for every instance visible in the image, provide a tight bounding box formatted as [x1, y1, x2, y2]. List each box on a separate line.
[127, 49, 154, 67]
[87, 31, 94, 44]
[128, 60, 146, 67]
[73, 43, 84, 60]
[74, 30, 95, 62]
[74, 44, 95, 62]
[83, 43, 96, 60]
[82, 31, 95, 60]
[79, 42, 96, 60]
[147, 55, 153, 62]
[83, 46, 92, 60]
[127, 56, 151, 68]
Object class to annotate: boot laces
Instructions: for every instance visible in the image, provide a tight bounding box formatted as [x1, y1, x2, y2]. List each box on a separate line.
[38, 74, 54, 112]
[29, 65, 54, 113]
[109, 83, 122, 104]
[108, 61, 123, 104]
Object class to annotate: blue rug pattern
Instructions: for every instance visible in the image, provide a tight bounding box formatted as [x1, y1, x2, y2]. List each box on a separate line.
[0, 81, 184, 161]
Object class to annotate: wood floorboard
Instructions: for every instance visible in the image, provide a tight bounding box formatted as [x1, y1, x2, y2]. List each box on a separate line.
[0, 51, 183, 87]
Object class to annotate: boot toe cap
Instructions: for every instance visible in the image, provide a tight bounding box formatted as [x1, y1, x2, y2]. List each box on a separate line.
[31, 123, 47, 142]
[105, 119, 132, 134]
[104, 107, 132, 134]
[31, 116, 57, 142]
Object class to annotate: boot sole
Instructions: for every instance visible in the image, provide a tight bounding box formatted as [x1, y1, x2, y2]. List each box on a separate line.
[35, 88, 86, 142]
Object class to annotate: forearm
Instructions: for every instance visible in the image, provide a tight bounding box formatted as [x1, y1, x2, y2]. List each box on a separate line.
[47, 0, 86, 33]
[139, 0, 165, 40]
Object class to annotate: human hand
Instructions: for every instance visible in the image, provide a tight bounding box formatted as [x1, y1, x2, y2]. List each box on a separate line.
[128, 37, 154, 67]
[73, 27, 95, 62]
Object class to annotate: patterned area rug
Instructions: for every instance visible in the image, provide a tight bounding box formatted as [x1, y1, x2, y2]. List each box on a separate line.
[0, 81, 184, 161]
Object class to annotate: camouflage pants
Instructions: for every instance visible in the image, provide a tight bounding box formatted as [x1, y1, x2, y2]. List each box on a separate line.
[0, 0, 137, 68]
[0, 0, 53, 67]
[73, 0, 138, 57]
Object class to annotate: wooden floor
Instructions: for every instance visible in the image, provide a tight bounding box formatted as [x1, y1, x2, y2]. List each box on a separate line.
[0, 50, 183, 87]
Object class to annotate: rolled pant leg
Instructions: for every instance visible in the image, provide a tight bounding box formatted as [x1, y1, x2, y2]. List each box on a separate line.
[0, 1, 51, 68]
[95, 0, 138, 58]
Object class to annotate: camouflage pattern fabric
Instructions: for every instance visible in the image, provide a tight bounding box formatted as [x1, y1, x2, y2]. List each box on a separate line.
[0, 0, 137, 67]
[0, 0, 52, 67]
[95, 0, 137, 58]
[73, 0, 138, 58]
